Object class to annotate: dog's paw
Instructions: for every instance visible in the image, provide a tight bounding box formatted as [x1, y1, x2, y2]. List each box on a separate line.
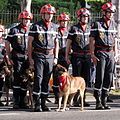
[60, 109, 65, 112]
[65, 107, 70, 111]
[80, 108, 84, 111]
[55, 109, 61, 112]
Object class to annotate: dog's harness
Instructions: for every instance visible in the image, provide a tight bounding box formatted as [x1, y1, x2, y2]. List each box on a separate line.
[58, 75, 69, 91]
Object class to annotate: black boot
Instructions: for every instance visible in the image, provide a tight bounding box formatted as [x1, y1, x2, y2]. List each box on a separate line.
[41, 95, 51, 112]
[101, 89, 111, 109]
[83, 90, 90, 107]
[52, 87, 59, 104]
[13, 88, 20, 109]
[73, 91, 80, 107]
[73, 90, 90, 107]
[107, 96, 113, 102]
[94, 90, 104, 110]
[33, 94, 42, 112]
[19, 90, 29, 109]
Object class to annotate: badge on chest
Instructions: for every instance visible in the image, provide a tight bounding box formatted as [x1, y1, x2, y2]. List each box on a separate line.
[38, 33, 44, 42]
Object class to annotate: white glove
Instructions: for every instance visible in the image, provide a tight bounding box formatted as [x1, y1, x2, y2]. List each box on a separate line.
[54, 58, 58, 65]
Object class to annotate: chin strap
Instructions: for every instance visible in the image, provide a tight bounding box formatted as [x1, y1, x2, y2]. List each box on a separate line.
[59, 27, 67, 35]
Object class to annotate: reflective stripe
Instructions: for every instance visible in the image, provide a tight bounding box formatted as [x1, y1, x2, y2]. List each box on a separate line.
[52, 85, 59, 88]
[21, 88, 27, 91]
[41, 92, 49, 95]
[102, 87, 109, 91]
[7, 33, 28, 37]
[94, 88, 101, 91]
[33, 91, 40, 95]
[69, 32, 90, 36]
[91, 28, 117, 33]
[13, 86, 21, 89]
[29, 31, 58, 35]
[58, 36, 67, 39]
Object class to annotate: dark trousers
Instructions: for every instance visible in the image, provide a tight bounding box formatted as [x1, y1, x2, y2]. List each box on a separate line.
[33, 54, 54, 99]
[71, 54, 91, 87]
[0, 78, 4, 99]
[71, 54, 91, 105]
[94, 51, 115, 107]
[52, 52, 69, 102]
[12, 57, 29, 105]
[95, 52, 115, 90]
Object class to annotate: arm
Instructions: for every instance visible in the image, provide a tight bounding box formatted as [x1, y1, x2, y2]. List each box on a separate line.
[65, 39, 72, 64]
[114, 37, 119, 62]
[28, 36, 34, 68]
[89, 36, 99, 65]
[5, 41, 13, 65]
[54, 38, 59, 64]
[5, 41, 11, 57]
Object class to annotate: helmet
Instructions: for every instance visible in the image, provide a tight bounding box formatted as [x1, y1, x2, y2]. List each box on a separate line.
[40, 4, 56, 14]
[76, 8, 90, 18]
[57, 13, 70, 21]
[101, 2, 116, 13]
[18, 10, 33, 20]
[0, 25, 4, 32]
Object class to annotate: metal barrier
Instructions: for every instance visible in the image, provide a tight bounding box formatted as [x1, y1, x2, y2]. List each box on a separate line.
[0, 9, 102, 26]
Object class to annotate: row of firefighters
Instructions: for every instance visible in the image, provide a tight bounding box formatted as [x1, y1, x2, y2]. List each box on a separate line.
[0, 2, 119, 112]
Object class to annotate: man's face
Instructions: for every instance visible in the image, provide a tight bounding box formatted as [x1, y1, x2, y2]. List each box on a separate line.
[80, 15, 89, 24]
[59, 21, 68, 28]
[22, 18, 30, 26]
[105, 11, 114, 20]
[42, 13, 53, 22]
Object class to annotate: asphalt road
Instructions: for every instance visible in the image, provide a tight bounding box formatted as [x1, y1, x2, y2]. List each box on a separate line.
[0, 95, 120, 120]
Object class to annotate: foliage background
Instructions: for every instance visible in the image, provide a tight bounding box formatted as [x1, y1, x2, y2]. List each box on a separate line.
[0, 0, 111, 25]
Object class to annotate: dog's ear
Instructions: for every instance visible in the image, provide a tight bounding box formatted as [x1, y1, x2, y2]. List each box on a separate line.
[59, 65, 67, 72]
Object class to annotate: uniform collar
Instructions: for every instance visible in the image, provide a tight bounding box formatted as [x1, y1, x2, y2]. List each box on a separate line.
[58, 27, 67, 35]
[20, 23, 28, 32]
[42, 20, 52, 29]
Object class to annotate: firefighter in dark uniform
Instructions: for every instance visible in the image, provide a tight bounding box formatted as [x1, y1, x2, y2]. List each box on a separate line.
[5, 10, 33, 109]
[52, 13, 70, 104]
[28, 4, 59, 112]
[65, 8, 91, 107]
[89, 2, 117, 110]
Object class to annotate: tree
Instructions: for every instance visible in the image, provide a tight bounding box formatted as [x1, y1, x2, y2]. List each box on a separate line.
[20, 0, 32, 12]
[0, 0, 8, 12]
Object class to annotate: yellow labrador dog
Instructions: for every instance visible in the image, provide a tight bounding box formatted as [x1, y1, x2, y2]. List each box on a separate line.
[54, 64, 85, 112]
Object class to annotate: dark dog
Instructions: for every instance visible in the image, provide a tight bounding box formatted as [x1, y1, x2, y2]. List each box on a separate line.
[54, 64, 86, 112]
[19, 68, 34, 108]
[26, 68, 34, 108]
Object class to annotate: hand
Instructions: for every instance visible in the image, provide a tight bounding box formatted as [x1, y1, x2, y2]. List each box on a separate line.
[65, 56, 71, 65]
[9, 59, 14, 65]
[91, 54, 99, 65]
[29, 59, 34, 69]
[54, 58, 58, 65]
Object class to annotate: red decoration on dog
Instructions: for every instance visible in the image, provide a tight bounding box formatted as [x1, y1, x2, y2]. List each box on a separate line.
[58, 75, 68, 91]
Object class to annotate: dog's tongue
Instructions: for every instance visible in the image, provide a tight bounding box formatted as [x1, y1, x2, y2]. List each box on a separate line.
[58, 76, 67, 91]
